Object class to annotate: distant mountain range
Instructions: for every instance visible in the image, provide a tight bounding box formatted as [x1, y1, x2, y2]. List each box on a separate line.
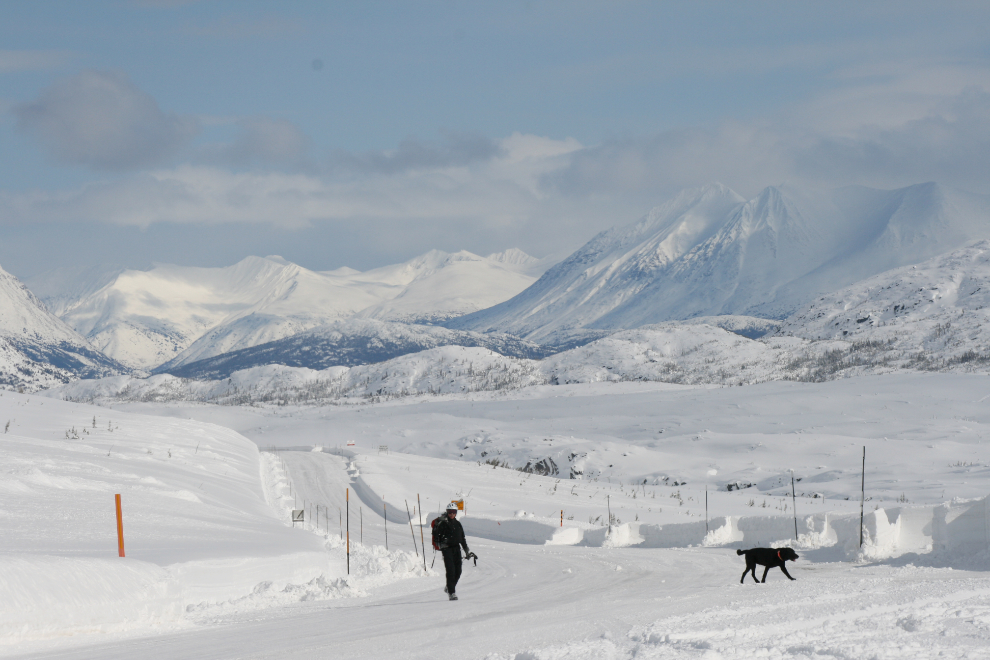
[8, 180, 990, 391]
[28, 249, 551, 372]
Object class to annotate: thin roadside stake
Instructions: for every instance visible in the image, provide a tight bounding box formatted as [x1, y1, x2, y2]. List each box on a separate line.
[417, 494, 426, 572]
[791, 472, 798, 540]
[405, 500, 419, 557]
[860, 446, 866, 547]
[346, 488, 350, 575]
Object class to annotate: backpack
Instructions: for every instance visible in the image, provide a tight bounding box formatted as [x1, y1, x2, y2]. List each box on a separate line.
[430, 516, 443, 551]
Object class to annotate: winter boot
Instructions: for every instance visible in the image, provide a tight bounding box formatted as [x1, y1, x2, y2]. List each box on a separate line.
[448, 592, 458, 601]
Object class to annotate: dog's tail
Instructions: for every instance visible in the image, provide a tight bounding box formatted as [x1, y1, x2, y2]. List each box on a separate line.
[736, 549, 745, 555]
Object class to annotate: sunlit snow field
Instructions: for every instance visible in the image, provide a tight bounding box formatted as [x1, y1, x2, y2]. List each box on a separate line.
[5, 372, 990, 659]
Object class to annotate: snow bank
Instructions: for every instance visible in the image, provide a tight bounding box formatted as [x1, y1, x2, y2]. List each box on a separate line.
[460, 499, 987, 569]
[0, 556, 180, 643]
[170, 552, 341, 607]
[934, 496, 990, 560]
[461, 518, 561, 545]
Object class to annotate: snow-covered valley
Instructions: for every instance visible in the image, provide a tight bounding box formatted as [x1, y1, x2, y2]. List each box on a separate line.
[6, 370, 990, 659]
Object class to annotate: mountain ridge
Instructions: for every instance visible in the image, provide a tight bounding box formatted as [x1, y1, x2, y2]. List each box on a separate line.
[447, 182, 990, 341]
[30, 249, 548, 371]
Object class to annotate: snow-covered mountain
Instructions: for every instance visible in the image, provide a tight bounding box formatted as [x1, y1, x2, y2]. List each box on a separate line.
[31, 250, 546, 372]
[0, 263, 123, 390]
[448, 182, 990, 342]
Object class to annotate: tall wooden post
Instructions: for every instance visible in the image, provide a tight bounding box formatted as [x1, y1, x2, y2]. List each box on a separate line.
[115, 494, 125, 558]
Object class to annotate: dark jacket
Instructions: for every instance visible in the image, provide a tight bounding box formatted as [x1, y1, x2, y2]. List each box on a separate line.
[432, 515, 469, 552]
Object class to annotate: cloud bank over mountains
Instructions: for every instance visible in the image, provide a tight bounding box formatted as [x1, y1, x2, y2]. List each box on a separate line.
[7, 65, 990, 244]
[2, 2, 989, 279]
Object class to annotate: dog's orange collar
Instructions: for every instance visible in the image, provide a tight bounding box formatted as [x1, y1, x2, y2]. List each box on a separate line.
[778, 550, 783, 561]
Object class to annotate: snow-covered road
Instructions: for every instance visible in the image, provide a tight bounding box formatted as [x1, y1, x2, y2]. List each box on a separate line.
[17, 450, 990, 660]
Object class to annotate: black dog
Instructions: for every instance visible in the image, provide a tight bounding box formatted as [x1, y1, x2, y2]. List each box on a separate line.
[737, 547, 799, 583]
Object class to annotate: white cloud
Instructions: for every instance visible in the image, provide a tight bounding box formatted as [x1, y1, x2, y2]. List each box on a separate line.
[0, 134, 582, 230]
[14, 70, 198, 170]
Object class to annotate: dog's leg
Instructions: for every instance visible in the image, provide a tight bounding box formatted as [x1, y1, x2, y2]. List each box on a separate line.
[748, 559, 761, 583]
[761, 565, 771, 583]
[779, 565, 796, 581]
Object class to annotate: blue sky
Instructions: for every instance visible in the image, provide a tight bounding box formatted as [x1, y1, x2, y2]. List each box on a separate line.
[2, 1, 990, 279]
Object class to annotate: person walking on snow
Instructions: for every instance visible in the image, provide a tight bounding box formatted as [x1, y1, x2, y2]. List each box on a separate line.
[433, 502, 470, 600]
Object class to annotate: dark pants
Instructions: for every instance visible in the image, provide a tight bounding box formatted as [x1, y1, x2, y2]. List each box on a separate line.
[441, 547, 462, 594]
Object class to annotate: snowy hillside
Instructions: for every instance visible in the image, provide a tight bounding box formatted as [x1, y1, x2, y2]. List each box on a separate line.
[45, 324, 833, 406]
[449, 182, 990, 342]
[0, 264, 122, 390]
[156, 318, 554, 380]
[30, 250, 545, 372]
[779, 240, 990, 368]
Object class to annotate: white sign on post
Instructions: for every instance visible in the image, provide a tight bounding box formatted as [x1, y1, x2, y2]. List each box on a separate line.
[292, 509, 304, 526]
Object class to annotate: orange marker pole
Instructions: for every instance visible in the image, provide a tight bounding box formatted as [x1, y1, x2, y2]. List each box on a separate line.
[115, 494, 125, 557]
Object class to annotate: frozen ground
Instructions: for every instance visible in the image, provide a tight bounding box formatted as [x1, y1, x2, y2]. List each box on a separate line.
[8, 372, 990, 658]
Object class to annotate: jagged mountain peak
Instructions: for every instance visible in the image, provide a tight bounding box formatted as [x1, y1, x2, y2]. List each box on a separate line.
[450, 182, 990, 342]
[486, 248, 538, 266]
